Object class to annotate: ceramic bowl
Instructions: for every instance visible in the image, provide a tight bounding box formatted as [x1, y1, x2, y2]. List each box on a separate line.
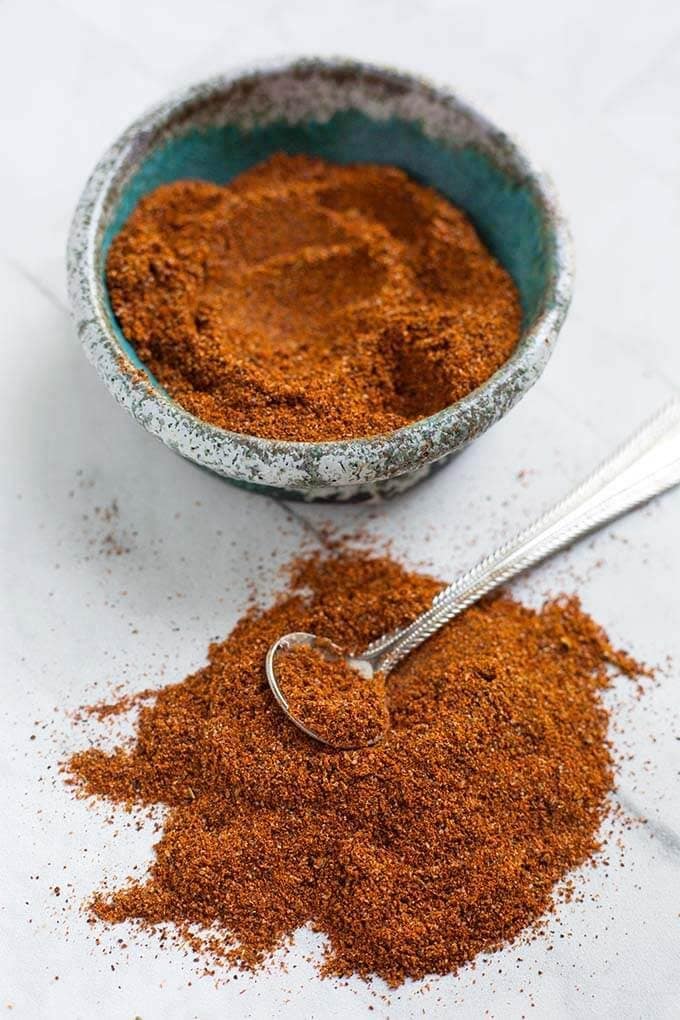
[68, 57, 572, 502]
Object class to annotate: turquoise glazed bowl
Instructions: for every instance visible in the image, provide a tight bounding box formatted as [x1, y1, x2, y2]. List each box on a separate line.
[68, 58, 572, 502]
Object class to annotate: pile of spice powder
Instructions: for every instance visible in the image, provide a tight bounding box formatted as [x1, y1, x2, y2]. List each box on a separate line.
[66, 550, 644, 986]
[276, 642, 389, 748]
[106, 154, 521, 441]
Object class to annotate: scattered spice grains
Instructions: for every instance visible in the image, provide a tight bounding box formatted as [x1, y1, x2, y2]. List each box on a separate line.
[66, 550, 646, 986]
[106, 154, 521, 441]
[276, 642, 388, 748]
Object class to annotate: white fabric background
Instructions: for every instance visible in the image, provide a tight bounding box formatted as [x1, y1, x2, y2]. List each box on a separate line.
[2, 1, 679, 1016]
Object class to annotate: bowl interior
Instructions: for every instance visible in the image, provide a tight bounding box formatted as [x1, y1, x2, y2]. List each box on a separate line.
[101, 111, 550, 381]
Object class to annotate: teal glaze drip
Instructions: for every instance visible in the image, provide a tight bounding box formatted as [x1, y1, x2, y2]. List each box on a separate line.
[102, 112, 550, 379]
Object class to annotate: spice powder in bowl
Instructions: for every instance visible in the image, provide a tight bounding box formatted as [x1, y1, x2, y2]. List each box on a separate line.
[66, 549, 646, 986]
[106, 154, 522, 442]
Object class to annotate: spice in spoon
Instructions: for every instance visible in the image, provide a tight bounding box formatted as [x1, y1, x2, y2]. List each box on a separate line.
[275, 641, 389, 748]
[106, 154, 521, 442]
[66, 549, 646, 986]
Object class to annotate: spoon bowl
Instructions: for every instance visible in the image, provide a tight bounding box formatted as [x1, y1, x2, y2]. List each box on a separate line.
[265, 632, 375, 746]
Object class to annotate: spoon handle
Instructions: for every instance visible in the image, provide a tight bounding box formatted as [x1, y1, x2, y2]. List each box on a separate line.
[371, 398, 680, 675]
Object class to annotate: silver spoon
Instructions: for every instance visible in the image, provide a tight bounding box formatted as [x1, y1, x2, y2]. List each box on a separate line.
[267, 399, 680, 747]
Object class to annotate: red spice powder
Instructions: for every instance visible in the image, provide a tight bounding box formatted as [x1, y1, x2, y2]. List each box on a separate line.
[66, 551, 644, 985]
[276, 642, 389, 748]
[106, 154, 521, 442]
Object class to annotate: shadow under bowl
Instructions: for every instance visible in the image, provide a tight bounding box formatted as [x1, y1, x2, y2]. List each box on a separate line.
[67, 57, 573, 502]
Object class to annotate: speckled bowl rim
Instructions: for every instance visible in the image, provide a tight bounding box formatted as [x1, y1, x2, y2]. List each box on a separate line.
[68, 56, 573, 491]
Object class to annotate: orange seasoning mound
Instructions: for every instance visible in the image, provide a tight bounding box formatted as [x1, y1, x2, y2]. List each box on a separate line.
[276, 642, 389, 748]
[106, 154, 522, 442]
[66, 551, 644, 985]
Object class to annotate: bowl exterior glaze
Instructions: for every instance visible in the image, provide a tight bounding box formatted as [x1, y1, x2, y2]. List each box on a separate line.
[68, 58, 573, 502]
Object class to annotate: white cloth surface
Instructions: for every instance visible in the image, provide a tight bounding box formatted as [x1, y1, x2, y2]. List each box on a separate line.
[2, 2, 679, 1016]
